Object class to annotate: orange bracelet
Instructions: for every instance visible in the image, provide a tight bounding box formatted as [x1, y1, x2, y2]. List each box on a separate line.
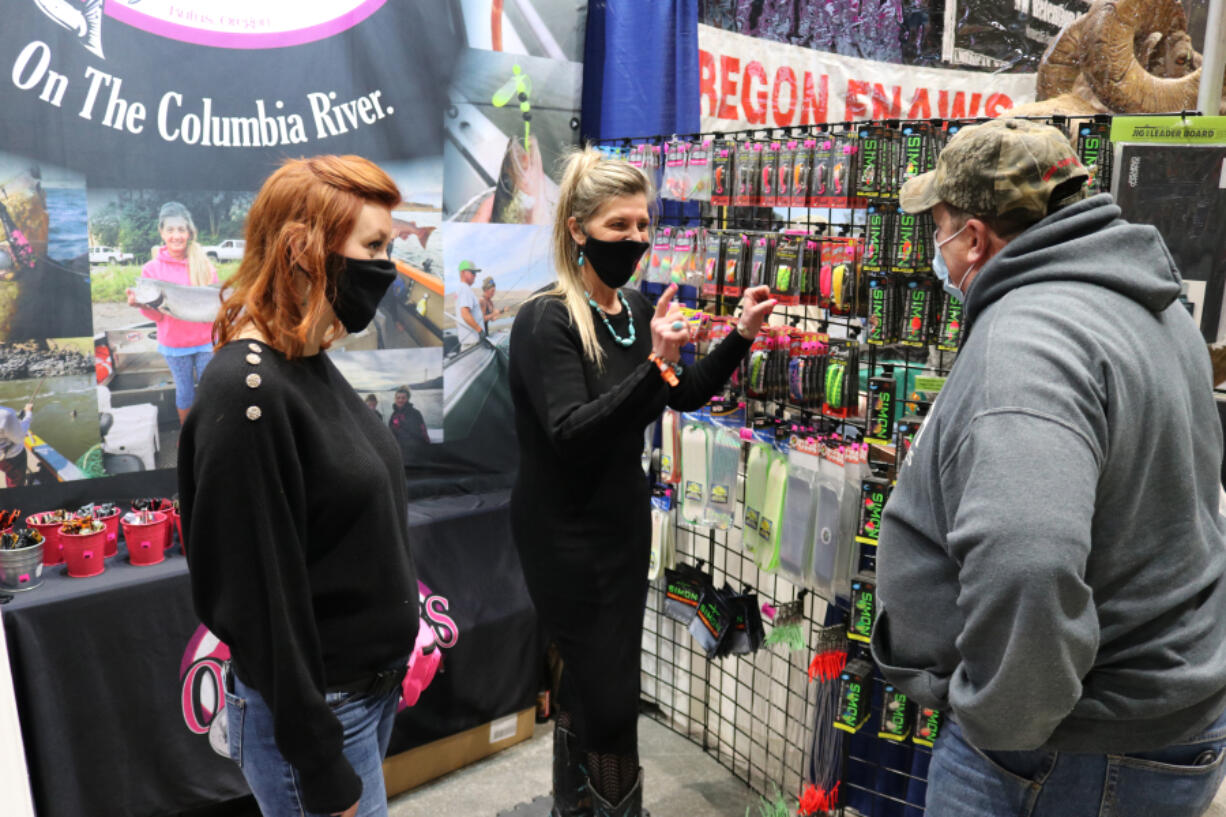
[648, 353, 680, 386]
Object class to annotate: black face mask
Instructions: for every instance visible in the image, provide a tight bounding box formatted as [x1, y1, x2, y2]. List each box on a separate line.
[331, 257, 396, 333]
[582, 234, 649, 289]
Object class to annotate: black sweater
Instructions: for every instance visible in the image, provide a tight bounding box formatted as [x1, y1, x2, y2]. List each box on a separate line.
[510, 289, 751, 563]
[179, 340, 418, 814]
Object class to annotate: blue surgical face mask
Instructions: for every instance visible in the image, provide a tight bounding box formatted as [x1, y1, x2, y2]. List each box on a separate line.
[932, 225, 975, 301]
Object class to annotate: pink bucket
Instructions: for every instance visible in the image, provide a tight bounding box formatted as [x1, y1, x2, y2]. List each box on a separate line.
[26, 512, 65, 566]
[94, 509, 121, 558]
[60, 528, 107, 578]
[123, 511, 170, 566]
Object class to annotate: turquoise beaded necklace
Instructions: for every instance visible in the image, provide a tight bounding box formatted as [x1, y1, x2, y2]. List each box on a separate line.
[586, 289, 636, 347]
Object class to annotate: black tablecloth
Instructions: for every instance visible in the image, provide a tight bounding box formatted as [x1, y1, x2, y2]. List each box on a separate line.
[3, 490, 542, 817]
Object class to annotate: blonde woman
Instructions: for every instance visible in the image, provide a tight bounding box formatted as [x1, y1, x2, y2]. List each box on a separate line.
[508, 148, 775, 817]
[127, 201, 218, 424]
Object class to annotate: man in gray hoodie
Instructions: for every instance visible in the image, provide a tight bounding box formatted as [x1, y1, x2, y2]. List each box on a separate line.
[871, 118, 1226, 816]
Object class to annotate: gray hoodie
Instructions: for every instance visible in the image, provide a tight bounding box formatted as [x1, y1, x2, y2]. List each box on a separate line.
[871, 194, 1226, 752]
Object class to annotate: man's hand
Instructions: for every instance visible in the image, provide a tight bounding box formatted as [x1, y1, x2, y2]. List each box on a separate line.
[23, 403, 33, 415]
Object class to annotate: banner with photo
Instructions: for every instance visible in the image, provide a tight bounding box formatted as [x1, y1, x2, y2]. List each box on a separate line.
[698, 23, 1037, 132]
[439, 2, 584, 474]
[0, 0, 465, 486]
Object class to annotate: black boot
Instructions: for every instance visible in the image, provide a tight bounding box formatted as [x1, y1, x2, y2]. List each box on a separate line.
[551, 721, 592, 817]
[589, 768, 648, 817]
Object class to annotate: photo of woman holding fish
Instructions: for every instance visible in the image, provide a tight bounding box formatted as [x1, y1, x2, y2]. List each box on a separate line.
[126, 202, 218, 425]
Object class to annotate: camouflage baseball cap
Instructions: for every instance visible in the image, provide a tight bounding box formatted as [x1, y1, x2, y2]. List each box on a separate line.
[899, 118, 1089, 223]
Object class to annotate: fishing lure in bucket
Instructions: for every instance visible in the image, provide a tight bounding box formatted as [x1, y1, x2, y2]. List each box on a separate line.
[491, 65, 533, 151]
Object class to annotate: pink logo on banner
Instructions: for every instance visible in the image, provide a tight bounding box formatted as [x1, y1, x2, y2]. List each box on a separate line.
[32, 0, 386, 59]
[179, 579, 456, 736]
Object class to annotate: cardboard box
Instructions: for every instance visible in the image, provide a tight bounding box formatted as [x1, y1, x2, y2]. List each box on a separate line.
[383, 708, 536, 797]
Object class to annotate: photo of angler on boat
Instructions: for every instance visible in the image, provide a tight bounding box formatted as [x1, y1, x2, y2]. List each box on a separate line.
[0, 362, 100, 488]
[381, 157, 446, 351]
[0, 152, 92, 344]
[328, 348, 443, 451]
[442, 223, 554, 442]
[88, 188, 253, 472]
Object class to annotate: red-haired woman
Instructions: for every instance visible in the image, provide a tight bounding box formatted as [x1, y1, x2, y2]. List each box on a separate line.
[179, 155, 417, 817]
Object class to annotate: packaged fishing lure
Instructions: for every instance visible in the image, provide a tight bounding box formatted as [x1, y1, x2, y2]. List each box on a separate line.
[936, 291, 964, 352]
[659, 409, 681, 484]
[710, 139, 738, 207]
[689, 583, 736, 658]
[865, 271, 898, 347]
[662, 140, 689, 201]
[808, 137, 835, 208]
[898, 124, 933, 190]
[791, 139, 814, 208]
[722, 232, 748, 298]
[778, 436, 820, 584]
[856, 126, 886, 199]
[860, 209, 892, 273]
[670, 228, 697, 287]
[705, 425, 740, 531]
[899, 277, 934, 348]
[897, 414, 924, 458]
[755, 453, 789, 572]
[879, 682, 913, 742]
[801, 239, 821, 306]
[776, 141, 796, 206]
[742, 434, 773, 554]
[680, 422, 709, 525]
[847, 572, 876, 643]
[687, 139, 713, 201]
[864, 378, 896, 446]
[913, 707, 943, 747]
[890, 211, 925, 274]
[734, 142, 760, 208]
[646, 226, 674, 285]
[759, 142, 781, 208]
[1077, 118, 1112, 196]
[856, 475, 892, 545]
[663, 563, 709, 624]
[701, 229, 725, 298]
[747, 234, 773, 291]
[834, 659, 874, 734]
[771, 234, 804, 306]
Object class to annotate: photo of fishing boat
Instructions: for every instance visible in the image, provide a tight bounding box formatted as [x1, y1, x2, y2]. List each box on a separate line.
[0, 152, 92, 343]
[441, 223, 554, 439]
[328, 349, 444, 445]
[384, 158, 446, 350]
[0, 367, 99, 488]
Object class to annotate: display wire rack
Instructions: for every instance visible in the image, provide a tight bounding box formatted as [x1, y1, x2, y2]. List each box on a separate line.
[594, 116, 1071, 815]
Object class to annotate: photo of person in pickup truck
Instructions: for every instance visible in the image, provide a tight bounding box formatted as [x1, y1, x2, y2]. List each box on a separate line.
[125, 201, 219, 425]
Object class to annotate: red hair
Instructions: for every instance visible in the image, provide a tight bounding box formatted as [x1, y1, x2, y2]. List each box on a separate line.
[215, 155, 400, 358]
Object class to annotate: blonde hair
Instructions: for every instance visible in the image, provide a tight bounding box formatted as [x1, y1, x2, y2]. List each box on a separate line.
[155, 201, 213, 287]
[544, 146, 653, 366]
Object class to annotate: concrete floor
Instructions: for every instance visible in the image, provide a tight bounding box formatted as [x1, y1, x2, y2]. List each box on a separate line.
[388, 716, 759, 817]
[386, 715, 1226, 817]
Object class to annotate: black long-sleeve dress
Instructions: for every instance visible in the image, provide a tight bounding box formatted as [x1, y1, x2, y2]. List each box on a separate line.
[509, 288, 750, 755]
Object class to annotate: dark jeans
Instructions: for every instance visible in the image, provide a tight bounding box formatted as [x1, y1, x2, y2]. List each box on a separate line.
[927, 707, 1226, 816]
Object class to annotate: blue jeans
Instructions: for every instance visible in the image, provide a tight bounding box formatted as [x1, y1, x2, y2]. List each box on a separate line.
[163, 349, 213, 410]
[927, 707, 1226, 817]
[225, 673, 399, 817]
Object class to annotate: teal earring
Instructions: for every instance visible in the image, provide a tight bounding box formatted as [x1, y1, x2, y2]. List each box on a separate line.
[577, 246, 585, 266]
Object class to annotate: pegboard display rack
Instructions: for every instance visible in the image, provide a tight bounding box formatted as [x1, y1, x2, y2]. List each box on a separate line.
[599, 113, 1113, 816]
